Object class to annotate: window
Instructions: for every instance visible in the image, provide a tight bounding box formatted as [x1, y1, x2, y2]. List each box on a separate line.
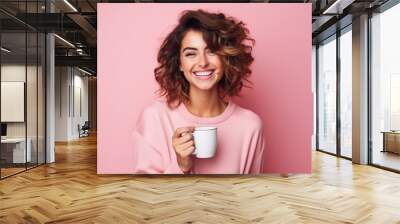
[371, 2, 400, 171]
[317, 35, 337, 154]
[340, 27, 352, 158]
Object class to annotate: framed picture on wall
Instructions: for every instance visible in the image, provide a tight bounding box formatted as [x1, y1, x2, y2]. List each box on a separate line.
[1, 81, 25, 122]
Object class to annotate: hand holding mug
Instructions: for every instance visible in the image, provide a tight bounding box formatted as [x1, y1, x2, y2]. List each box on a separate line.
[172, 127, 195, 173]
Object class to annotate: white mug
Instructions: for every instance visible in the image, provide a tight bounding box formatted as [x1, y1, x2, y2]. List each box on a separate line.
[192, 127, 217, 158]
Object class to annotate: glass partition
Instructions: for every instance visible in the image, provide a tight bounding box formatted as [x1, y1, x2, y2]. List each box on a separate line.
[1, 31, 28, 177]
[0, 1, 46, 179]
[38, 32, 45, 165]
[27, 31, 38, 169]
[317, 35, 337, 155]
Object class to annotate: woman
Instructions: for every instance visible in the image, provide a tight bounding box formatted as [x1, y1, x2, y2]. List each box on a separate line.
[132, 9, 265, 174]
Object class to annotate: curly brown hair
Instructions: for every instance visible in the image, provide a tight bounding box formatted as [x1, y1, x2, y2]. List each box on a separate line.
[154, 9, 255, 108]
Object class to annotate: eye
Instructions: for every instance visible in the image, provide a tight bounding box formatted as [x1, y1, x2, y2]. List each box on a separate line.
[185, 52, 196, 57]
[207, 50, 216, 56]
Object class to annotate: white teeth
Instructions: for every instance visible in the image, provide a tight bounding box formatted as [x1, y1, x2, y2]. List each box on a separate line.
[194, 71, 213, 76]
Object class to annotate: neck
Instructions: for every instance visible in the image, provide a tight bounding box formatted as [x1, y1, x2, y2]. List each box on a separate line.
[186, 87, 227, 117]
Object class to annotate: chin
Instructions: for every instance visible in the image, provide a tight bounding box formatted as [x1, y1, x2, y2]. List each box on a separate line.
[193, 85, 216, 91]
[191, 82, 218, 92]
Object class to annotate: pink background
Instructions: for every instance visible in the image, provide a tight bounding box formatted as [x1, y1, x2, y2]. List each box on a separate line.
[97, 3, 312, 174]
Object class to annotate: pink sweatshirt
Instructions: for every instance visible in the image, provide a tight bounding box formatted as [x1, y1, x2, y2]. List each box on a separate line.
[132, 99, 265, 174]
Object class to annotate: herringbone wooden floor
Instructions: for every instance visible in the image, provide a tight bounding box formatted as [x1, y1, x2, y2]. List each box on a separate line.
[1, 134, 400, 224]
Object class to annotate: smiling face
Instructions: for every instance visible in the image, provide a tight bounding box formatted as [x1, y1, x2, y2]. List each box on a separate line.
[179, 30, 224, 92]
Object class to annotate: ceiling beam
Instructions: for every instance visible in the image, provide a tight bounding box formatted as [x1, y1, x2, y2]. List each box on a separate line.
[322, 0, 356, 14]
[55, 55, 96, 70]
[67, 13, 97, 46]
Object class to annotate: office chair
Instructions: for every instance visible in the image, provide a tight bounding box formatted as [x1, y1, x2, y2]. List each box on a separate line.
[79, 121, 90, 138]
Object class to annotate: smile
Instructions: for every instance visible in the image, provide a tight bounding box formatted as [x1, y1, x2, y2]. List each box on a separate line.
[193, 70, 215, 80]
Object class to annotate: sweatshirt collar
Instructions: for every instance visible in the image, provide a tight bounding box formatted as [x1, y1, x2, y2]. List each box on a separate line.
[177, 100, 236, 124]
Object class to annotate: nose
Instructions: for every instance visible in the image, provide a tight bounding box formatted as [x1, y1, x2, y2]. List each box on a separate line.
[198, 52, 209, 68]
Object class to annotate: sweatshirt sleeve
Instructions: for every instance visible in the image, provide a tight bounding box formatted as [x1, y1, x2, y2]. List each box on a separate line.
[249, 128, 265, 174]
[132, 106, 183, 174]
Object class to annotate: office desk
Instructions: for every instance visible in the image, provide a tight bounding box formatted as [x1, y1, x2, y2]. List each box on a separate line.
[1, 138, 32, 163]
[381, 131, 400, 154]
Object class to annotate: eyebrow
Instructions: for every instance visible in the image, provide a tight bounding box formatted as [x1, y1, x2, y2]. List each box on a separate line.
[182, 47, 198, 52]
[182, 47, 212, 53]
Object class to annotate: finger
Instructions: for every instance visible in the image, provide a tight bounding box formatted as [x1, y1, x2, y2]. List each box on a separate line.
[179, 140, 195, 151]
[173, 127, 195, 138]
[172, 132, 192, 146]
[175, 140, 194, 154]
[180, 146, 195, 157]
[176, 145, 195, 157]
[175, 133, 193, 145]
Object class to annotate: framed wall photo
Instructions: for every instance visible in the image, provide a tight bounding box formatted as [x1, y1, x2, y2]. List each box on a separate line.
[1, 81, 25, 122]
[98, 3, 313, 174]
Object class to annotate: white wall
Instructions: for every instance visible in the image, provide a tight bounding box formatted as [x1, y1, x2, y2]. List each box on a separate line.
[55, 67, 89, 141]
[55, 66, 70, 141]
[72, 73, 89, 138]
